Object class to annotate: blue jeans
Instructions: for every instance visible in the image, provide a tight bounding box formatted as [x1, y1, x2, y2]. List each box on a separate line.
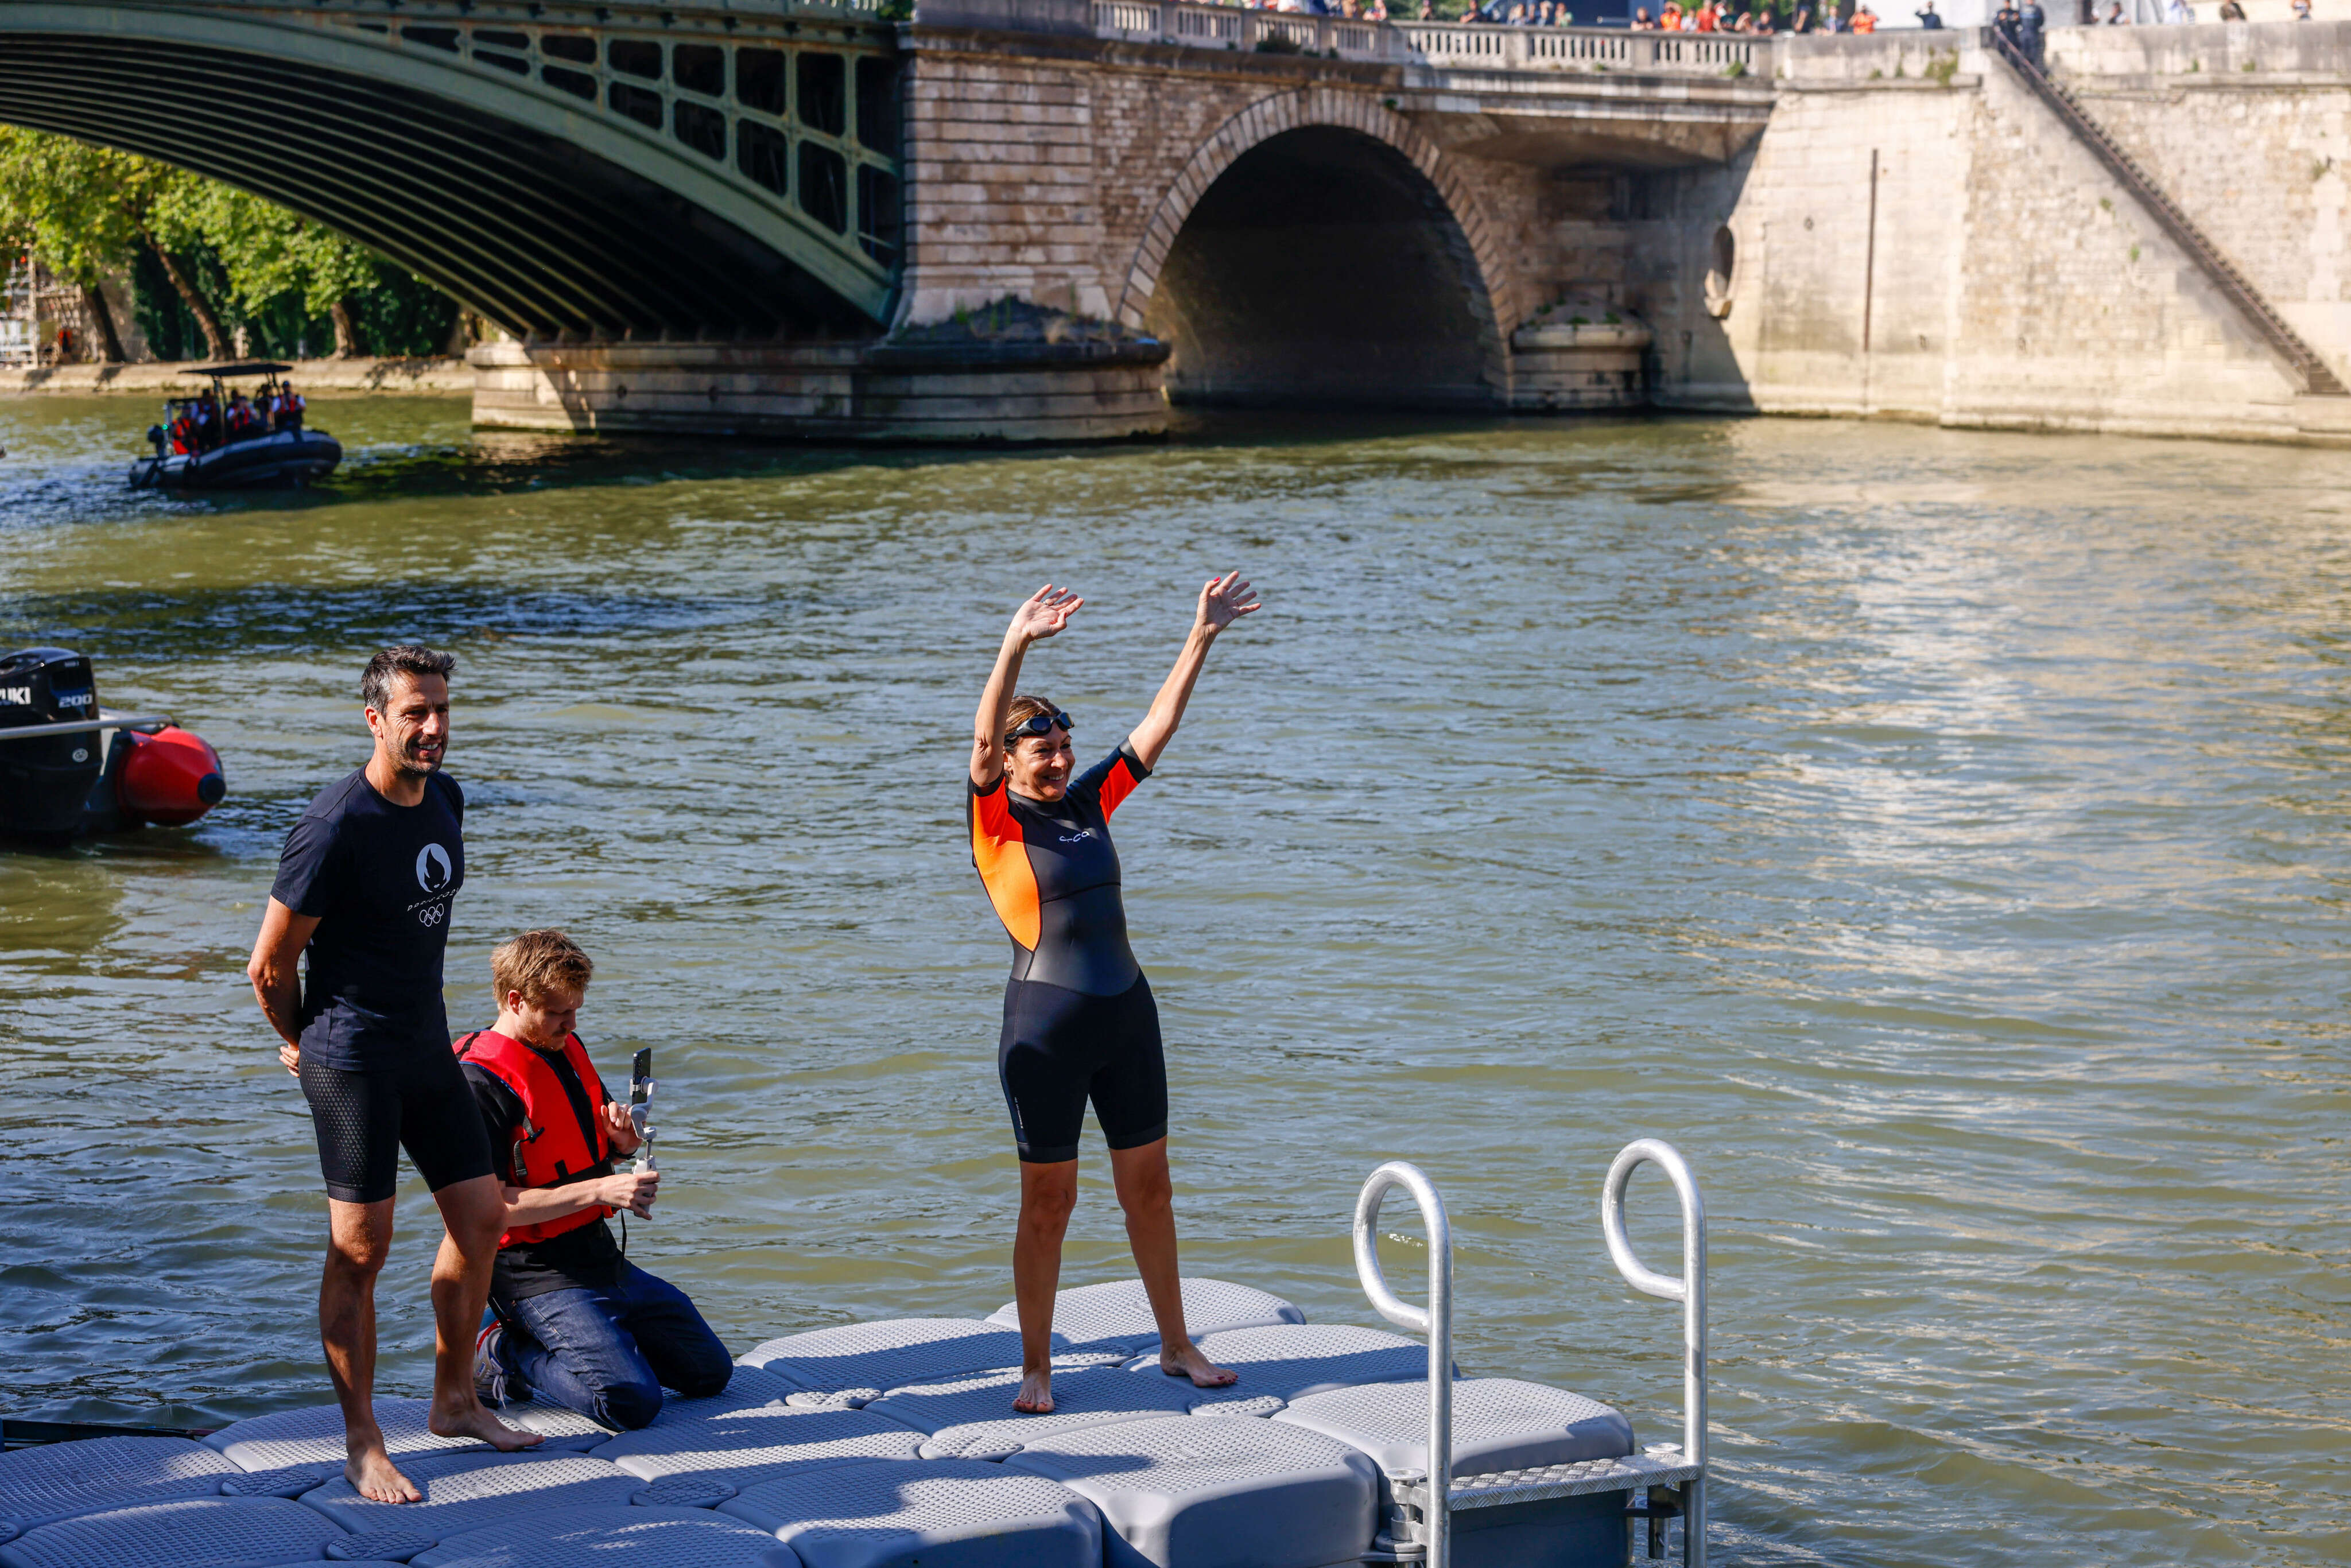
[486, 1260, 733, 1430]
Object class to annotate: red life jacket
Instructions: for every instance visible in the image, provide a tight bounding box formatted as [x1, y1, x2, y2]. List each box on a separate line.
[454, 1028, 616, 1247]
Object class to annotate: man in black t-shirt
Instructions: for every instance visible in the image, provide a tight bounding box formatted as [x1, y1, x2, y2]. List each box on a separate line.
[247, 645, 540, 1505]
[458, 929, 731, 1430]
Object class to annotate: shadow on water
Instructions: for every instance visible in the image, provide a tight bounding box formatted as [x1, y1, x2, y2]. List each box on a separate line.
[0, 582, 766, 661]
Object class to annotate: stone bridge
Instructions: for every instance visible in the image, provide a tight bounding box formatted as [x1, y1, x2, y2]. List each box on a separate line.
[0, 0, 1772, 436]
[7, 2, 2342, 441]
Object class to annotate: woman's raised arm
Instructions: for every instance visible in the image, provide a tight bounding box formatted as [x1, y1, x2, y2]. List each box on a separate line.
[1127, 571, 1259, 773]
[971, 584, 1084, 788]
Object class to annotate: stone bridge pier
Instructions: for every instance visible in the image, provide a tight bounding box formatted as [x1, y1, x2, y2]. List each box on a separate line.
[475, 0, 1774, 438]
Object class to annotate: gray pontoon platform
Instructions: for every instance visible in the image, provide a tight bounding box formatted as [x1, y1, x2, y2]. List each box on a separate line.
[863, 1365, 1201, 1460]
[1007, 1413, 1380, 1568]
[740, 1319, 1132, 1406]
[409, 1504, 798, 1567]
[0, 1495, 347, 1568]
[0, 1435, 240, 1534]
[0, 1140, 1715, 1568]
[717, 1457, 1100, 1568]
[204, 1399, 480, 1481]
[591, 1404, 926, 1496]
[297, 1451, 644, 1545]
[1139, 1323, 1431, 1412]
[1275, 1378, 1635, 1476]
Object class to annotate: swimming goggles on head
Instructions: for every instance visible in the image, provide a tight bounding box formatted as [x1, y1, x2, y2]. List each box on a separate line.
[1006, 710, 1074, 740]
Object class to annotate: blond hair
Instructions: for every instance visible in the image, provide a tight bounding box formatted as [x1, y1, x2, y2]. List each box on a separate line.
[491, 928, 594, 1007]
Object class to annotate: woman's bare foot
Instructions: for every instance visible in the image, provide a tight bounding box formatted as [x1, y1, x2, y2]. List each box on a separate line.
[344, 1442, 421, 1504]
[1012, 1368, 1056, 1414]
[1160, 1343, 1239, 1388]
[428, 1397, 544, 1452]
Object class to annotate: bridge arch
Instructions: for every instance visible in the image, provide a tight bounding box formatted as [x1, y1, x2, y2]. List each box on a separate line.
[1116, 87, 1514, 409]
[0, 1, 903, 339]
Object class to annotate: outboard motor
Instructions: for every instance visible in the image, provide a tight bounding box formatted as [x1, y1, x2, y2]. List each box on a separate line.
[0, 649, 228, 840]
[0, 649, 105, 838]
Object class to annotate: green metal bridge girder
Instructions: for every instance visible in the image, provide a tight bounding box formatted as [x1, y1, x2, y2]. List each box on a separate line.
[0, 0, 903, 336]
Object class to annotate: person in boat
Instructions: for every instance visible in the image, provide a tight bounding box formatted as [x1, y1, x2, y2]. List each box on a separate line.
[192, 392, 218, 452]
[280, 382, 306, 432]
[247, 645, 541, 1504]
[967, 574, 1259, 1414]
[227, 392, 259, 442]
[461, 929, 733, 1430]
[168, 403, 196, 456]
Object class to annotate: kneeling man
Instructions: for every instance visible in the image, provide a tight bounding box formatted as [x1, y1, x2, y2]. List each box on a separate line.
[460, 929, 734, 1429]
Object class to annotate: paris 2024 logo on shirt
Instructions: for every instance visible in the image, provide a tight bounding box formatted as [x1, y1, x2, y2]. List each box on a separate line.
[414, 843, 455, 926]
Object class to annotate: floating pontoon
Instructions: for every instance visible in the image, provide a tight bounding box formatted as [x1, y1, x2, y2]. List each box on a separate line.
[0, 1142, 1709, 1568]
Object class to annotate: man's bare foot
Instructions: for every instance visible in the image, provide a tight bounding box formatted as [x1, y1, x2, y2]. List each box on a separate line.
[428, 1397, 544, 1451]
[1012, 1368, 1056, 1414]
[344, 1442, 421, 1504]
[1161, 1343, 1239, 1389]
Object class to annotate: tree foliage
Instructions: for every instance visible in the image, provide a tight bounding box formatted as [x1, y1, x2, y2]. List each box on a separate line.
[0, 126, 459, 358]
[149, 179, 380, 320]
[0, 128, 184, 288]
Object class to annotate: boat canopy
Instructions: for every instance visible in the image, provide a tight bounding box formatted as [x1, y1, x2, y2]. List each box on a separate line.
[189, 362, 294, 378]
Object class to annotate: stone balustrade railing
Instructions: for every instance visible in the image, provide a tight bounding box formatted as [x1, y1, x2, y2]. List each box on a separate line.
[1092, 1, 1772, 71]
[1394, 20, 1767, 71]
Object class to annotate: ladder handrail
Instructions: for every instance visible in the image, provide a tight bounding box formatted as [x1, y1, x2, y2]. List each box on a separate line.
[1986, 28, 2346, 397]
[1601, 1138, 1708, 1568]
[1353, 1161, 1454, 1568]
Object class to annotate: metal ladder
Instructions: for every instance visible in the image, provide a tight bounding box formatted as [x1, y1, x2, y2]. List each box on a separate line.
[1352, 1140, 1710, 1568]
[1987, 28, 2347, 397]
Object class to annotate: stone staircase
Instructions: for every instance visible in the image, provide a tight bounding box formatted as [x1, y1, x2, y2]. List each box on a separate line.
[1988, 28, 2348, 397]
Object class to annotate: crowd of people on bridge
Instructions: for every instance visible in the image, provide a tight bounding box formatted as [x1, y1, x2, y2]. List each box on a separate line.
[1209, 0, 1921, 22]
[1220, 0, 1901, 25]
[2081, 0, 2312, 24]
[168, 385, 305, 456]
[1624, 0, 1882, 28]
[1210, 0, 2311, 23]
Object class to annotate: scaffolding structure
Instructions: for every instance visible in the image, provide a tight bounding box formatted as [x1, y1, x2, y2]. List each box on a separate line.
[0, 254, 139, 366]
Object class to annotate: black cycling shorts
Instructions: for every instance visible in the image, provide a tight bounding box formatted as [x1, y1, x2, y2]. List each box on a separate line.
[300, 1045, 494, 1204]
[998, 974, 1169, 1165]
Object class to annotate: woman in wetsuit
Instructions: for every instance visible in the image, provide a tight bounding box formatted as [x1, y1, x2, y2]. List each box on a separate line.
[968, 573, 1260, 1414]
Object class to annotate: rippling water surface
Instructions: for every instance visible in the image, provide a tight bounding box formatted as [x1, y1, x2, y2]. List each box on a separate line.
[2, 396, 2346, 1565]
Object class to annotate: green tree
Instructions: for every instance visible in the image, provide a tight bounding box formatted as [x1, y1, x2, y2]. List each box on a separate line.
[0, 127, 460, 363]
[0, 127, 229, 361]
[152, 181, 385, 356]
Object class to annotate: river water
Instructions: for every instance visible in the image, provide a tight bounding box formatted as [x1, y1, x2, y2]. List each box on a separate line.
[1, 396, 2345, 1565]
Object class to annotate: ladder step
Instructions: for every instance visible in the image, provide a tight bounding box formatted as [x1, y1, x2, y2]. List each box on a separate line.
[1398, 1452, 1704, 1513]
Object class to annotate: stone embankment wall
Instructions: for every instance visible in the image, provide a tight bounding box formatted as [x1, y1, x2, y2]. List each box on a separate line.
[0, 356, 472, 398]
[2048, 24, 2351, 393]
[1639, 24, 2351, 441]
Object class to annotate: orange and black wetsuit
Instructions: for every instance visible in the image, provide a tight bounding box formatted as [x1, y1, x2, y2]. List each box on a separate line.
[969, 741, 1166, 1163]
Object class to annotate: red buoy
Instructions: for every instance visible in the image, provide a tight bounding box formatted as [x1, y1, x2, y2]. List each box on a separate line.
[117, 726, 227, 827]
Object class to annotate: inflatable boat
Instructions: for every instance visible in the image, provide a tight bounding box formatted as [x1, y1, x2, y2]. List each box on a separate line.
[127, 362, 340, 492]
[0, 1144, 1709, 1567]
[0, 649, 226, 841]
